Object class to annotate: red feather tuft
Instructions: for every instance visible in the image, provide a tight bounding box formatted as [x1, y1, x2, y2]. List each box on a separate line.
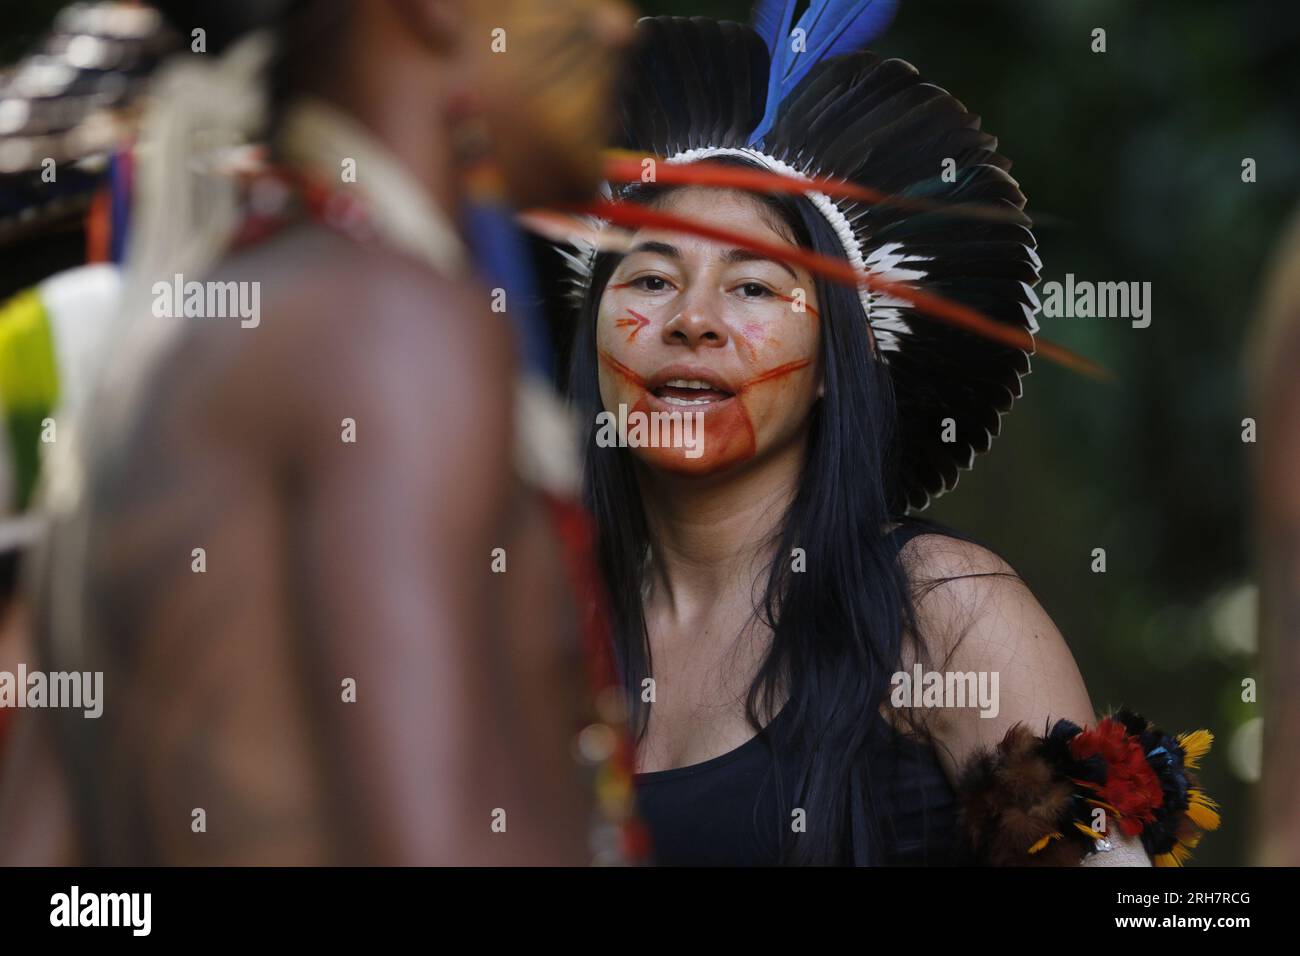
[1069, 718, 1165, 834]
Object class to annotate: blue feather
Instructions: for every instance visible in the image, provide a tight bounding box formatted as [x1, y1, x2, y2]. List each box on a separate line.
[795, 1, 835, 48]
[108, 150, 132, 264]
[751, 0, 798, 145]
[748, 0, 899, 146]
[786, 0, 898, 91]
[751, 0, 799, 57]
[462, 199, 554, 378]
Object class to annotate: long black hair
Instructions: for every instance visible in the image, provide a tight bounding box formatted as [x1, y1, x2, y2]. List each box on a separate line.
[566, 159, 936, 864]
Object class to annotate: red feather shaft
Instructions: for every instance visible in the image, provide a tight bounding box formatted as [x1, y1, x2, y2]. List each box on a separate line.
[560, 199, 1107, 381]
[602, 152, 1033, 225]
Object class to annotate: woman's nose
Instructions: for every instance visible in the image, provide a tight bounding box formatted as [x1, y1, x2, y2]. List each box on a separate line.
[661, 291, 729, 349]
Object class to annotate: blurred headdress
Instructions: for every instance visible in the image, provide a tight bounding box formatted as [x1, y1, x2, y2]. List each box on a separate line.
[0, 264, 120, 557]
[0, 2, 167, 557]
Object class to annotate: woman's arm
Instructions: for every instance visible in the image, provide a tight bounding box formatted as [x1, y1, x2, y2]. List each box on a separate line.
[899, 533, 1151, 866]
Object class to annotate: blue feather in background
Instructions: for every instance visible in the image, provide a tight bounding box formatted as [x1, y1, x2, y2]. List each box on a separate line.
[462, 200, 554, 379]
[748, 0, 899, 145]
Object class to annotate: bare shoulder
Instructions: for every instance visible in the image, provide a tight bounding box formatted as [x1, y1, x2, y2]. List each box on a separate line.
[898, 531, 1029, 663]
[199, 225, 515, 454]
[895, 533, 1151, 866]
[245, 226, 500, 347]
[899, 531, 1020, 585]
[895, 531, 1095, 763]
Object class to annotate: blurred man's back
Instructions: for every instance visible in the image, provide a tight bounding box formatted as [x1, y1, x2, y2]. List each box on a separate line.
[0, 0, 634, 865]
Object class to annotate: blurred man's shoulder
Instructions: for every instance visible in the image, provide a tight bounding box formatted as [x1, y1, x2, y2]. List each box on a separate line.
[164, 224, 516, 459]
[223, 222, 495, 343]
[195, 223, 511, 413]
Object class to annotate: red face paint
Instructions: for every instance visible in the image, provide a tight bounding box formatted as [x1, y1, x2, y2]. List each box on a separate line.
[595, 192, 822, 478]
[598, 349, 645, 387]
[597, 351, 814, 477]
[614, 308, 651, 340]
[739, 358, 812, 392]
[773, 292, 820, 320]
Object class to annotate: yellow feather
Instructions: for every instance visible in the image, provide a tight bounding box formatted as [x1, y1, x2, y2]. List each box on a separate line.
[1157, 841, 1196, 867]
[1187, 790, 1222, 830]
[1088, 797, 1120, 816]
[1028, 832, 1062, 854]
[1178, 729, 1214, 769]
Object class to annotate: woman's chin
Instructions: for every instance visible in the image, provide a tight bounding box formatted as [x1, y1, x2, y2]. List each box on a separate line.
[632, 443, 762, 479]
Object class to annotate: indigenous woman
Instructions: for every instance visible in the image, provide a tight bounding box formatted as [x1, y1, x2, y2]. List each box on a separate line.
[559, 4, 1218, 865]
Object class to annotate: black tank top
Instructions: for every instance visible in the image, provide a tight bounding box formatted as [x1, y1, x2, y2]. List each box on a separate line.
[633, 522, 960, 866]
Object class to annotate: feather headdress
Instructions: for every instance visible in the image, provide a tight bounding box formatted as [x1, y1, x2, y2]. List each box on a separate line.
[552, 2, 1044, 512]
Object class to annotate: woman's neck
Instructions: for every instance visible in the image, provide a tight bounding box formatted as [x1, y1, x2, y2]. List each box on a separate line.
[638, 439, 805, 628]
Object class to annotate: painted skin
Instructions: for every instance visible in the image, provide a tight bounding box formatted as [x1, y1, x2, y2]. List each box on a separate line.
[596, 188, 824, 477]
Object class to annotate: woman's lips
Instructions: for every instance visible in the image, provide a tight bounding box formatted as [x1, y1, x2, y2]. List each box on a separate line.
[643, 390, 736, 415]
[642, 367, 737, 409]
[651, 379, 734, 406]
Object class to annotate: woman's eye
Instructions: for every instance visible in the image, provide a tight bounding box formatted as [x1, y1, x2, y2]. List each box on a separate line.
[633, 275, 671, 292]
[736, 282, 774, 299]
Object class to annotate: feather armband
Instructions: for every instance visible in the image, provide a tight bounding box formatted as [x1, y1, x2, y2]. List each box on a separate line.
[956, 709, 1220, 866]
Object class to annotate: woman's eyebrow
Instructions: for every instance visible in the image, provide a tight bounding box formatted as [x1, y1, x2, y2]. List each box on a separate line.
[627, 240, 680, 258]
[625, 241, 798, 281]
[721, 247, 798, 279]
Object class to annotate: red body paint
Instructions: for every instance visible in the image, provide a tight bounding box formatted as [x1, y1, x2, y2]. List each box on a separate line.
[614, 308, 651, 340]
[773, 292, 820, 320]
[737, 323, 765, 363]
[597, 349, 646, 387]
[739, 358, 811, 392]
[597, 351, 812, 476]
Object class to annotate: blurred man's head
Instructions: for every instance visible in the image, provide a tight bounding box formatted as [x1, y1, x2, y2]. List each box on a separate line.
[247, 0, 635, 206]
[371, 0, 636, 205]
[456, 0, 636, 204]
